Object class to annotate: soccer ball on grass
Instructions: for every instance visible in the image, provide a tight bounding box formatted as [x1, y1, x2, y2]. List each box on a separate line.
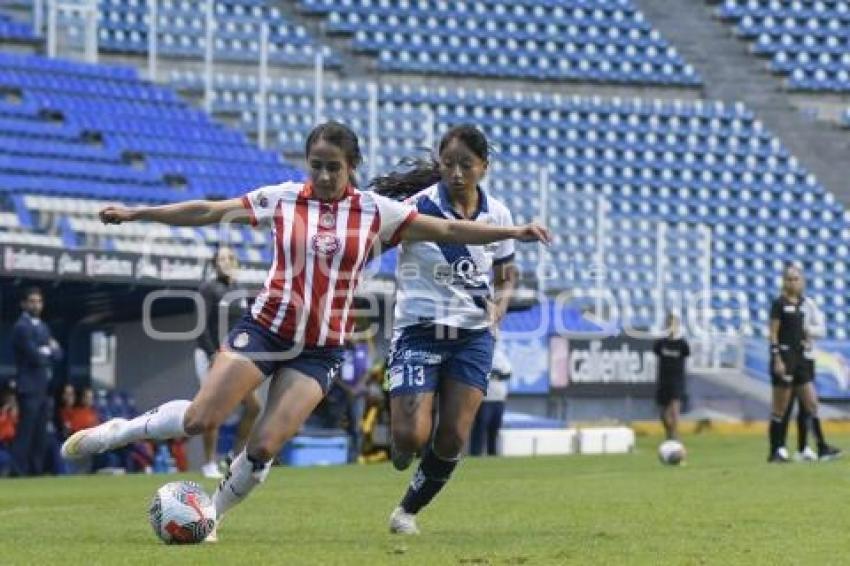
[148, 481, 216, 544]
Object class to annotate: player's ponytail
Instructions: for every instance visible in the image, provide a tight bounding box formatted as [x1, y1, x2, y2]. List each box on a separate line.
[369, 124, 490, 200]
[368, 155, 442, 200]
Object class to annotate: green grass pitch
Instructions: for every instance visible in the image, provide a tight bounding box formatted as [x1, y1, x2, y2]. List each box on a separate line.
[1, 434, 849, 565]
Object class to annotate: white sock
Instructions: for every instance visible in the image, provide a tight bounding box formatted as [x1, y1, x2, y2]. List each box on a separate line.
[213, 450, 273, 519]
[114, 400, 191, 446]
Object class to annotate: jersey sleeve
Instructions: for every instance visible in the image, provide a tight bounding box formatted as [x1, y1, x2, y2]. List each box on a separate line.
[240, 183, 292, 226]
[372, 193, 418, 246]
[492, 205, 515, 265]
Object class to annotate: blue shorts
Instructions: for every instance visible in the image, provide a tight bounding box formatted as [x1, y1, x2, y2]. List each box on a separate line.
[387, 324, 495, 397]
[224, 314, 344, 394]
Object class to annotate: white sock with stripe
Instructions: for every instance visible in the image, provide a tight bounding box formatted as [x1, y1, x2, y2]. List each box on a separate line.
[114, 400, 191, 446]
[213, 450, 273, 519]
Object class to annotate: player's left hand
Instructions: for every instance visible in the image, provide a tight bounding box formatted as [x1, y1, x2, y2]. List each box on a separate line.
[514, 222, 552, 244]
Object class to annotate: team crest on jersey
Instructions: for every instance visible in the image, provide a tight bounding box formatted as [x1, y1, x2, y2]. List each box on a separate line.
[319, 211, 336, 229]
[254, 191, 268, 208]
[233, 332, 250, 349]
[312, 233, 341, 256]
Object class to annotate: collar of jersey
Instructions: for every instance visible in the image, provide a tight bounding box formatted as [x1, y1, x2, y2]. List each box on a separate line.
[299, 181, 355, 202]
[438, 182, 488, 220]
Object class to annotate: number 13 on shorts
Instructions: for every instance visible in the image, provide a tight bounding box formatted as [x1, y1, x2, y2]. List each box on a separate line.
[387, 363, 426, 392]
[406, 365, 425, 386]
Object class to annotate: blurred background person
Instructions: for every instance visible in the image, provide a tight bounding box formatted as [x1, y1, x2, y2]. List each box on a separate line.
[59, 386, 100, 474]
[653, 313, 690, 441]
[195, 245, 261, 478]
[470, 330, 511, 456]
[778, 271, 838, 462]
[768, 264, 840, 463]
[10, 287, 62, 476]
[0, 383, 19, 476]
[337, 332, 374, 463]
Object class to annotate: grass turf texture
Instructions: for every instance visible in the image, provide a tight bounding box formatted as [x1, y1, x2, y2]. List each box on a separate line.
[1, 434, 849, 565]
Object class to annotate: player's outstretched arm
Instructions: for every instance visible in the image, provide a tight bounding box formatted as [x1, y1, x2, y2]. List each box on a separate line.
[401, 214, 551, 245]
[99, 198, 251, 227]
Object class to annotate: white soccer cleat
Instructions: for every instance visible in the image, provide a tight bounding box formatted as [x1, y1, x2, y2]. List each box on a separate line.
[201, 462, 224, 479]
[60, 418, 128, 459]
[389, 506, 420, 535]
[795, 446, 818, 462]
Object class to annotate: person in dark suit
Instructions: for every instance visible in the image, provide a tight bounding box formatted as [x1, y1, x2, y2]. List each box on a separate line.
[10, 287, 62, 476]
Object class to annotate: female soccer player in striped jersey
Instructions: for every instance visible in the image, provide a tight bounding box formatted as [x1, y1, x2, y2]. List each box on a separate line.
[370, 125, 519, 535]
[61, 121, 550, 540]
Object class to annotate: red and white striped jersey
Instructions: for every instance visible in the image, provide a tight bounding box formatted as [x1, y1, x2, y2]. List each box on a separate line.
[241, 181, 416, 346]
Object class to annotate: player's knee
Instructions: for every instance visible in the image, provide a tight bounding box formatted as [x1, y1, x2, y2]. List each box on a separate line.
[249, 427, 294, 462]
[432, 428, 465, 457]
[392, 424, 429, 453]
[247, 444, 277, 463]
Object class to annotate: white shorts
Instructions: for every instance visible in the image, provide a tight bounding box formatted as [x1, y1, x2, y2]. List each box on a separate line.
[194, 348, 211, 384]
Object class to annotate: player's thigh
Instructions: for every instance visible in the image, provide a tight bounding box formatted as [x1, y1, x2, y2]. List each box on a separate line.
[248, 368, 325, 458]
[386, 331, 442, 446]
[433, 379, 485, 456]
[186, 351, 264, 430]
[771, 384, 793, 415]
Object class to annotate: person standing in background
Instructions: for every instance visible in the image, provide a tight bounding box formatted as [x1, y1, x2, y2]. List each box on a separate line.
[779, 278, 837, 462]
[0, 384, 19, 476]
[10, 287, 62, 476]
[470, 331, 511, 456]
[767, 264, 840, 463]
[195, 245, 261, 479]
[653, 313, 689, 441]
[337, 332, 374, 463]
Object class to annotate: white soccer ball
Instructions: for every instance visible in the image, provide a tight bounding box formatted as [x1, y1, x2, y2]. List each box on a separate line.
[148, 481, 216, 544]
[658, 440, 686, 465]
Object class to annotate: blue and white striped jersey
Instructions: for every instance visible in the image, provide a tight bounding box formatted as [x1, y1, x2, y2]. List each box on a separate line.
[393, 182, 515, 330]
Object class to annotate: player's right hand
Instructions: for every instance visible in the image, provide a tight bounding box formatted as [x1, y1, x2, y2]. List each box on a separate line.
[773, 359, 786, 377]
[515, 222, 552, 244]
[99, 206, 135, 224]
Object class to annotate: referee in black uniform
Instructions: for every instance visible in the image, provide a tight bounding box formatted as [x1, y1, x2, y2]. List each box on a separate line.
[653, 313, 690, 441]
[767, 264, 840, 463]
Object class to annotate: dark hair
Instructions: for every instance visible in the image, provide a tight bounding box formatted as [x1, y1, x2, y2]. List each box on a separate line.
[783, 263, 803, 276]
[369, 124, 490, 200]
[20, 286, 42, 302]
[305, 120, 363, 172]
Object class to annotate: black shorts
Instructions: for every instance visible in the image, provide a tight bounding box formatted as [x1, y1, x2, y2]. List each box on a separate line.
[656, 377, 685, 407]
[770, 349, 814, 388]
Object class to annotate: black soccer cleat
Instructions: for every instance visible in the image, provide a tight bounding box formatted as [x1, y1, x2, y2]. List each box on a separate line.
[817, 444, 842, 462]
